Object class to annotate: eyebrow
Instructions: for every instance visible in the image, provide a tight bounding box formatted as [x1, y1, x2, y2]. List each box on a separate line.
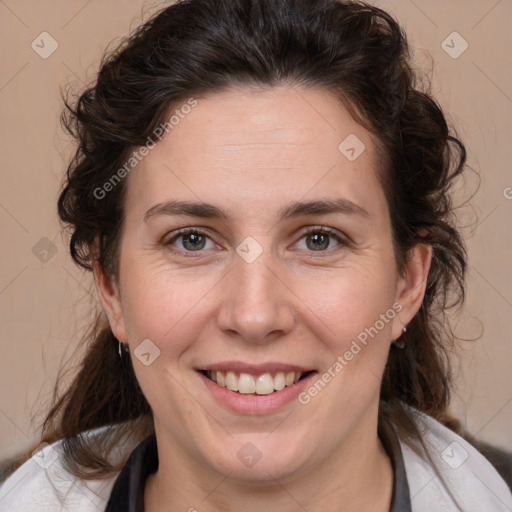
[143, 198, 370, 223]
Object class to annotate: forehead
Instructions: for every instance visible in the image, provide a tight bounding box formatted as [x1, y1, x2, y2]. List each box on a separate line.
[124, 85, 388, 225]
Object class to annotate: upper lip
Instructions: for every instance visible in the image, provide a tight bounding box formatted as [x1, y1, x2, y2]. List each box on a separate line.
[197, 361, 315, 374]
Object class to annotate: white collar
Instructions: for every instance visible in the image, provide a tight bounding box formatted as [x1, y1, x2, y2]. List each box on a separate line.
[1, 407, 511, 511]
[399, 406, 512, 511]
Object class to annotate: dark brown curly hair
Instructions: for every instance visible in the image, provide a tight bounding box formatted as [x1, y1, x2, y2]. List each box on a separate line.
[35, 0, 467, 482]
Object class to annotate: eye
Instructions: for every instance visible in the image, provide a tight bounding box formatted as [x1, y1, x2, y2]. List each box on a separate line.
[163, 226, 348, 255]
[295, 226, 345, 252]
[164, 228, 217, 252]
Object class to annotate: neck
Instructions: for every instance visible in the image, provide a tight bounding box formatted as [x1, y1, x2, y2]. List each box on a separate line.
[145, 419, 394, 512]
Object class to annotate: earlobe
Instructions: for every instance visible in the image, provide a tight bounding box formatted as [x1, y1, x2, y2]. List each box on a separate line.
[392, 243, 433, 340]
[90, 244, 128, 343]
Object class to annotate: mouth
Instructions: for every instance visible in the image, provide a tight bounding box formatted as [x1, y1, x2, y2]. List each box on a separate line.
[195, 361, 318, 414]
[199, 369, 316, 395]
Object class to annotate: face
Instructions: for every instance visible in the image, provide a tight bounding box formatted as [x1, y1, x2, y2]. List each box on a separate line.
[95, 85, 430, 484]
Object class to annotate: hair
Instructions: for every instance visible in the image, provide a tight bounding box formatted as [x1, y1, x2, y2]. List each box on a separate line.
[32, 0, 468, 489]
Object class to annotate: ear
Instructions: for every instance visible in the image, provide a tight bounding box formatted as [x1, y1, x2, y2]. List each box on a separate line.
[90, 240, 128, 343]
[391, 242, 432, 340]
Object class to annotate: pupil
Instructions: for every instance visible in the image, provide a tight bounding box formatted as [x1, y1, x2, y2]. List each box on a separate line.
[184, 233, 205, 251]
[307, 233, 328, 251]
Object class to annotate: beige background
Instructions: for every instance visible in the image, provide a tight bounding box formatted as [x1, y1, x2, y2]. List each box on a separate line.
[0, 0, 510, 460]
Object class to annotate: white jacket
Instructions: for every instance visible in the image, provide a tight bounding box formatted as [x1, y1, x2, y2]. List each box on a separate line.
[1, 407, 511, 511]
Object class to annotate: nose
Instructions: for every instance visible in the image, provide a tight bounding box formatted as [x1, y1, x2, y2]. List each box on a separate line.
[216, 249, 295, 344]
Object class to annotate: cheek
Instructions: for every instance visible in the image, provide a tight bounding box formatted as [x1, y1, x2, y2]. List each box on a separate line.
[295, 260, 398, 346]
[118, 233, 399, 360]
[119, 257, 221, 344]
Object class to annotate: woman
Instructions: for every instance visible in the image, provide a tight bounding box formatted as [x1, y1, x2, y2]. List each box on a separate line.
[1, 0, 510, 510]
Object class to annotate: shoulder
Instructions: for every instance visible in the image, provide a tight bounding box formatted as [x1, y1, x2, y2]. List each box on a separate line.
[0, 426, 134, 512]
[399, 404, 512, 512]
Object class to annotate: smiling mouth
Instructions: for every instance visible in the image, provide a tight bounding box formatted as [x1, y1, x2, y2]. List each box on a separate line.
[200, 369, 315, 395]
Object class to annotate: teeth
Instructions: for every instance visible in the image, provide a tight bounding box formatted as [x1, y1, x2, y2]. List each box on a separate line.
[225, 371, 238, 391]
[238, 373, 256, 394]
[255, 373, 274, 395]
[274, 371, 285, 390]
[206, 370, 306, 394]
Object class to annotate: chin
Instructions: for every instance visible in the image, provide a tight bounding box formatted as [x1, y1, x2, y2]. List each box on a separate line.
[206, 434, 311, 484]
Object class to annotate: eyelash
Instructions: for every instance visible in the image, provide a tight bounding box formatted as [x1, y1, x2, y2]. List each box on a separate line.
[163, 226, 349, 255]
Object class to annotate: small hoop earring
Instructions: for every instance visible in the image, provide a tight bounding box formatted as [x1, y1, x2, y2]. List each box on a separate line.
[118, 340, 127, 358]
[392, 325, 407, 349]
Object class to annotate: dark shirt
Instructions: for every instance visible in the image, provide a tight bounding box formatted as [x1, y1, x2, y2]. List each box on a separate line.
[105, 420, 412, 511]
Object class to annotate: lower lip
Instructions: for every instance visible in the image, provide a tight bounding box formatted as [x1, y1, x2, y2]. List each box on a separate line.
[198, 371, 318, 414]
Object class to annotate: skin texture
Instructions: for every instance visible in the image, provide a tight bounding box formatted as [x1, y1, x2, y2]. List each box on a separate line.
[92, 85, 432, 511]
